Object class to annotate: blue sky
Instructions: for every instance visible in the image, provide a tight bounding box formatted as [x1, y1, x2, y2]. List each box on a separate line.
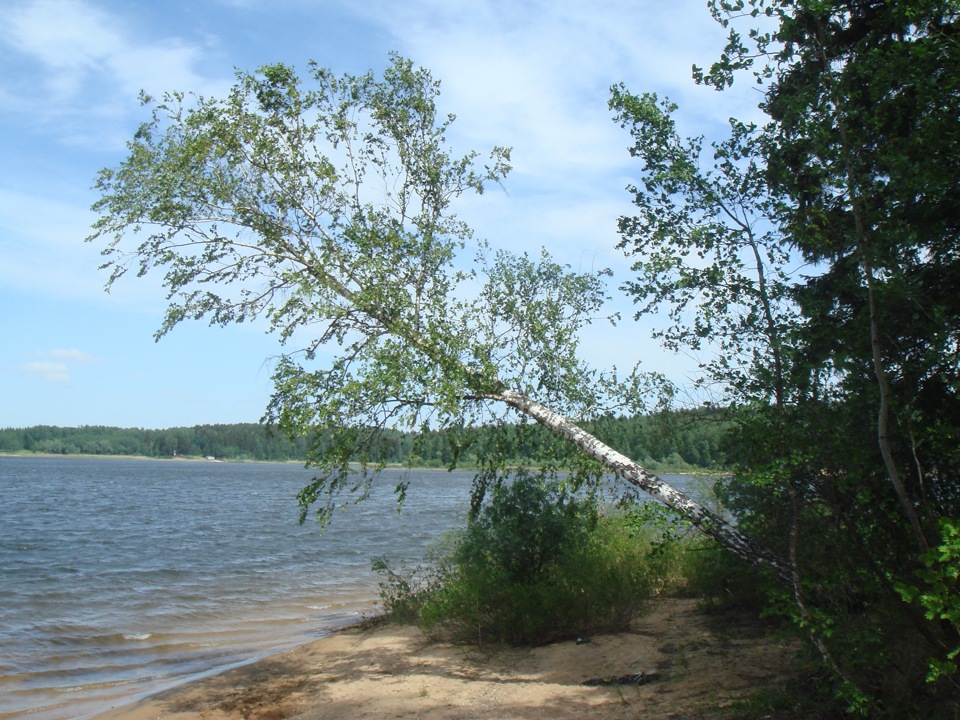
[0, 0, 762, 429]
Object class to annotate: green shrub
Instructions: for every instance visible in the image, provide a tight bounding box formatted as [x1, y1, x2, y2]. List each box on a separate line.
[375, 474, 675, 646]
[898, 518, 960, 684]
[371, 555, 442, 624]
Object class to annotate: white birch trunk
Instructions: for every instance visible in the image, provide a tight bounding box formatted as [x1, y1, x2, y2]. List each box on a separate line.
[492, 388, 790, 582]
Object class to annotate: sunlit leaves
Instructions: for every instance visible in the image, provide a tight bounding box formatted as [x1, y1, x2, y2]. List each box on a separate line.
[89, 54, 641, 525]
[610, 84, 795, 406]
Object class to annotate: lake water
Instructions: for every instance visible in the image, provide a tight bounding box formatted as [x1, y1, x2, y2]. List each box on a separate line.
[0, 456, 701, 719]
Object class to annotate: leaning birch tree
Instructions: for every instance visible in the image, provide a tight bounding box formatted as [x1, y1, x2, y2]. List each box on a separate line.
[89, 55, 787, 579]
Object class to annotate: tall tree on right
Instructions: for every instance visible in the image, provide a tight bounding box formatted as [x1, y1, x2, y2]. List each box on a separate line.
[691, 0, 960, 714]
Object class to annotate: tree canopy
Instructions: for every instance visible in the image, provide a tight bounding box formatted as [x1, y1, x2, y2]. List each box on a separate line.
[89, 54, 776, 570]
[678, 0, 960, 713]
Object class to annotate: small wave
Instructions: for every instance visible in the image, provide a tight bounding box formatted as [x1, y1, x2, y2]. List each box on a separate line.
[123, 633, 152, 641]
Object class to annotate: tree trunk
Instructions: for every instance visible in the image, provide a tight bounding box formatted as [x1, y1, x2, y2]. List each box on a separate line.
[491, 388, 791, 583]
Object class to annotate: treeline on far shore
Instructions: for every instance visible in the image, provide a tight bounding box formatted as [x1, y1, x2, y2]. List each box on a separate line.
[0, 409, 730, 470]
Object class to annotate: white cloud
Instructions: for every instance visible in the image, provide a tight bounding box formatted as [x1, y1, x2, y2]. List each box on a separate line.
[349, 0, 741, 142]
[336, 0, 759, 262]
[22, 361, 71, 382]
[104, 37, 219, 111]
[47, 348, 100, 365]
[20, 349, 103, 383]
[5, 0, 122, 74]
[0, 0, 226, 147]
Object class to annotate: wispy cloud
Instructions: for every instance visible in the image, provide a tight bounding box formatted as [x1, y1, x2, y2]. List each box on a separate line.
[0, 0, 226, 147]
[22, 361, 71, 383]
[21, 348, 102, 382]
[5, 0, 124, 93]
[349, 0, 745, 163]
[337, 0, 759, 265]
[47, 348, 100, 364]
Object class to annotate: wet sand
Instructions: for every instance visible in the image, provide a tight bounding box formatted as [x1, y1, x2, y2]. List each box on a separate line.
[92, 597, 798, 720]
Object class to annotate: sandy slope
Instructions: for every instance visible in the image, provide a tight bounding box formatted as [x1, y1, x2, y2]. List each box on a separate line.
[94, 597, 798, 720]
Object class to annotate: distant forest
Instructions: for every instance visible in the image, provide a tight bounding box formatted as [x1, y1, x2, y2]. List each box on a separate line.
[0, 410, 730, 469]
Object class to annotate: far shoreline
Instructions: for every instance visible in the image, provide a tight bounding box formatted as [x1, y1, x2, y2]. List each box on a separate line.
[0, 451, 728, 476]
[0, 451, 306, 464]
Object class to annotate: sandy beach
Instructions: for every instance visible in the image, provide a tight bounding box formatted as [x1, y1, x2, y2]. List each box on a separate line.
[93, 597, 799, 720]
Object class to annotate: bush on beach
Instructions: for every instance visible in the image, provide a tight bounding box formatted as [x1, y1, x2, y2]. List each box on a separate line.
[373, 474, 697, 646]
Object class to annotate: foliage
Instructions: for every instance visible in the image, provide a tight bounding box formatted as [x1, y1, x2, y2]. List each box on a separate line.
[372, 478, 778, 648]
[609, 85, 795, 408]
[898, 518, 960, 683]
[620, 498, 769, 608]
[375, 475, 664, 646]
[619, 0, 960, 715]
[90, 42, 793, 579]
[371, 553, 447, 625]
[0, 423, 307, 460]
[700, 0, 960, 528]
[84, 13, 960, 711]
[88, 53, 671, 524]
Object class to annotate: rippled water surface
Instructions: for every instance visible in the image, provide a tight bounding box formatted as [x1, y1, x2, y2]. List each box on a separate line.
[0, 457, 474, 719]
[0, 456, 704, 720]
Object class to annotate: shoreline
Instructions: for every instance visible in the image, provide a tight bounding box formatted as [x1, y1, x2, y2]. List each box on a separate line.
[4, 597, 382, 720]
[0, 452, 728, 476]
[80, 614, 371, 720]
[90, 597, 799, 720]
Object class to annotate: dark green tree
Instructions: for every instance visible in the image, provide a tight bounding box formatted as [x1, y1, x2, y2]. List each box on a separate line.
[679, 0, 960, 713]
